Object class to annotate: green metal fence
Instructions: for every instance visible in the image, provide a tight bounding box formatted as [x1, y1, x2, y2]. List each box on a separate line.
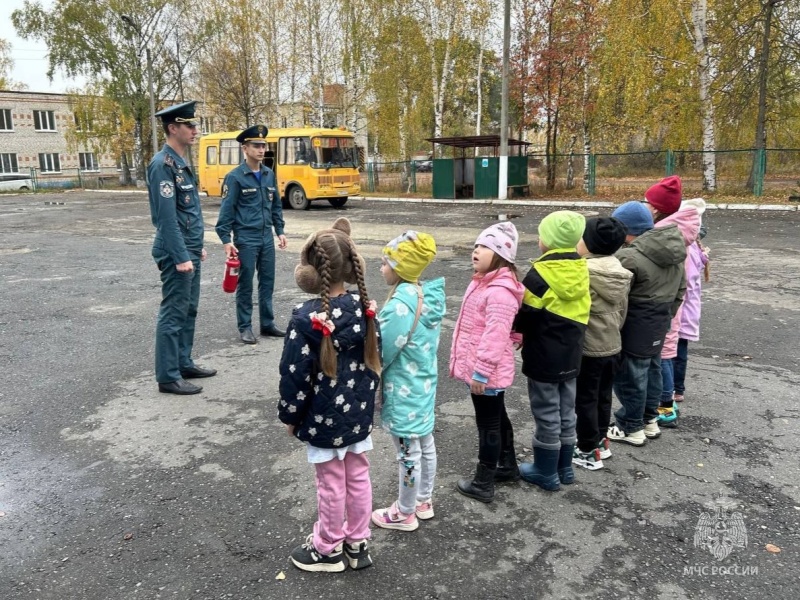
[362, 161, 433, 195]
[23, 166, 127, 191]
[528, 148, 800, 198]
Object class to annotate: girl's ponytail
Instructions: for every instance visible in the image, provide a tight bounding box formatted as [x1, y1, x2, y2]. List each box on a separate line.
[316, 243, 338, 378]
[350, 242, 382, 377]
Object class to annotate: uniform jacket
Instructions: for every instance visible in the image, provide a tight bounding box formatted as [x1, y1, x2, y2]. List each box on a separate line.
[583, 254, 633, 357]
[656, 206, 701, 358]
[278, 292, 381, 449]
[450, 267, 525, 390]
[215, 162, 285, 246]
[379, 278, 446, 439]
[147, 144, 204, 264]
[615, 224, 687, 358]
[514, 250, 591, 382]
[678, 241, 708, 341]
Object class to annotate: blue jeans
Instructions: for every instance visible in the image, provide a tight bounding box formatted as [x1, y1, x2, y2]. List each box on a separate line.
[661, 358, 674, 404]
[613, 353, 662, 434]
[527, 378, 577, 449]
[236, 241, 275, 331]
[673, 338, 689, 395]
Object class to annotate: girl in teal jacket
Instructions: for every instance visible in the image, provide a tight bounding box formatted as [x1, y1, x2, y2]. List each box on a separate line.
[371, 231, 445, 532]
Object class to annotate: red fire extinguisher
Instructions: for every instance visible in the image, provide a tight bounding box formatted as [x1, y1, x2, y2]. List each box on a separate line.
[222, 255, 241, 293]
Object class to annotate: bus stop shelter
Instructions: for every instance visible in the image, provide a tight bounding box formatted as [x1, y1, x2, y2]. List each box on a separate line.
[425, 135, 530, 199]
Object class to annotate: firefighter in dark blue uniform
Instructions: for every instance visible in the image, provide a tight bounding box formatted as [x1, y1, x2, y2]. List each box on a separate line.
[215, 125, 287, 344]
[148, 101, 216, 394]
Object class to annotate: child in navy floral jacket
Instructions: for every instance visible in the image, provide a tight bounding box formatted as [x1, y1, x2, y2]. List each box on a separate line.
[278, 218, 381, 573]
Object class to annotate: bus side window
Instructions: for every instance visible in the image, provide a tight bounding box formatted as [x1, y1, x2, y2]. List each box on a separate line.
[263, 150, 275, 171]
[278, 138, 287, 165]
[206, 145, 218, 165]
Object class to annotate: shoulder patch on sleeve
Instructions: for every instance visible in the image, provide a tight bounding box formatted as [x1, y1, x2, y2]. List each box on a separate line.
[160, 180, 175, 198]
[222, 183, 229, 199]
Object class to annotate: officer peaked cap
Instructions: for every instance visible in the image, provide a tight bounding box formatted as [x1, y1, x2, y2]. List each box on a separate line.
[237, 125, 269, 144]
[155, 100, 199, 124]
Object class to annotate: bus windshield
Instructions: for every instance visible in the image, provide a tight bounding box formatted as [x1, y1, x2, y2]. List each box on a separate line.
[313, 137, 358, 168]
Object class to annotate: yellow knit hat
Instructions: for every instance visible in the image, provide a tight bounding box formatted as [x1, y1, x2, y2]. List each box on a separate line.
[382, 231, 437, 282]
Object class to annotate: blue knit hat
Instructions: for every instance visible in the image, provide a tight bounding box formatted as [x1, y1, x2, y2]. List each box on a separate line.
[611, 201, 654, 236]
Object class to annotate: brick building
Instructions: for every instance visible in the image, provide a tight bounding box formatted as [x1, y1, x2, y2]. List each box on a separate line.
[0, 90, 118, 181]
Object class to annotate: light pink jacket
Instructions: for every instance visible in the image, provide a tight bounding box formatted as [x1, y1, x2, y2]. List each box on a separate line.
[449, 267, 525, 389]
[656, 206, 701, 358]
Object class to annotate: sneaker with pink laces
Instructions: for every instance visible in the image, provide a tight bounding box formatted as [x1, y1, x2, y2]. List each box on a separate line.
[371, 501, 419, 531]
[415, 499, 434, 520]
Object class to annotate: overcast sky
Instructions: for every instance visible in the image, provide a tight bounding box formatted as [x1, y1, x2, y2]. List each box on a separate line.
[2, 0, 87, 93]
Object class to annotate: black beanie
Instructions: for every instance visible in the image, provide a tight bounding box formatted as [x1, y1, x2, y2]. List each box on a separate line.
[583, 217, 627, 255]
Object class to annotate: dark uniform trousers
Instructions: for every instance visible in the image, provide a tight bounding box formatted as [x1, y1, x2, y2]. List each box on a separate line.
[236, 241, 275, 332]
[155, 255, 201, 383]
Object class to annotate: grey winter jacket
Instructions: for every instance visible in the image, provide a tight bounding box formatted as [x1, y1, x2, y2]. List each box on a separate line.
[615, 224, 686, 357]
[583, 254, 633, 357]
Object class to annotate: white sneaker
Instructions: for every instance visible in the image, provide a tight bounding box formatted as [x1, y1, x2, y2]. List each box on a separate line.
[644, 419, 661, 439]
[597, 437, 612, 460]
[573, 447, 604, 470]
[607, 425, 646, 446]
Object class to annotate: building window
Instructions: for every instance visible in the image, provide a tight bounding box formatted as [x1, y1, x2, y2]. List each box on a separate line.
[0, 109, 12, 131]
[0, 153, 19, 173]
[79, 152, 99, 171]
[200, 116, 213, 134]
[34, 110, 57, 132]
[74, 111, 93, 132]
[39, 153, 61, 172]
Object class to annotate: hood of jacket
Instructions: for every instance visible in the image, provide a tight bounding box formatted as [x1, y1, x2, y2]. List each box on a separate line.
[586, 254, 633, 304]
[392, 277, 447, 330]
[534, 251, 590, 301]
[656, 204, 701, 247]
[629, 224, 686, 268]
[472, 266, 525, 303]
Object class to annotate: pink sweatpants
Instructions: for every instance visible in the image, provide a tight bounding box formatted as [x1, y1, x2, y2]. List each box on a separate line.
[312, 451, 372, 555]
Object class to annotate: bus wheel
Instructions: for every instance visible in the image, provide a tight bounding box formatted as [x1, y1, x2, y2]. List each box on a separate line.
[328, 197, 348, 208]
[288, 185, 310, 210]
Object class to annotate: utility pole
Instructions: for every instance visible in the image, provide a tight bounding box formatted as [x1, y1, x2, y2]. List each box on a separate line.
[498, 0, 511, 200]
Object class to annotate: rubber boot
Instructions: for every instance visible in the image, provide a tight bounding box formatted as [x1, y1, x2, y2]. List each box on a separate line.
[456, 463, 496, 503]
[557, 444, 575, 485]
[519, 447, 560, 491]
[495, 447, 521, 482]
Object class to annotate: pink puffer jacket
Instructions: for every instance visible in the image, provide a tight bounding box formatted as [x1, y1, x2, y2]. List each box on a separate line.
[450, 267, 525, 389]
[657, 205, 701, 358]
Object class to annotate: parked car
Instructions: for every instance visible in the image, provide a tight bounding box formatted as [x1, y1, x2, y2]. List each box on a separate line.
[414, 160, 433, 172]
[0, 174, 34, 192]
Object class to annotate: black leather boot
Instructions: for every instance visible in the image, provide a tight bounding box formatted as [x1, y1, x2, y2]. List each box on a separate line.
[457, 463, 496, 503]
[495, 447, 521, 482]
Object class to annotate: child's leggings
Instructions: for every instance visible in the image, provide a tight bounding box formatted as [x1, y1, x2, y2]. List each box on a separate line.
[313, 451, 372, 555]
[392, 434, 437, 515]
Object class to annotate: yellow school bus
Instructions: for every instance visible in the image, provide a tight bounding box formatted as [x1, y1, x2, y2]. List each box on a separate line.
[198, 127, 361, 209]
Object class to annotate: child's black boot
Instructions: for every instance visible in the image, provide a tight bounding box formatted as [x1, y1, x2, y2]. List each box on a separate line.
[457, 463, 496, 503]
[495, 447, 521, 482]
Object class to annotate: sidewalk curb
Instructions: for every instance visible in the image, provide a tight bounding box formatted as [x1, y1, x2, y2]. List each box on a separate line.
[351, 196, 799, 211]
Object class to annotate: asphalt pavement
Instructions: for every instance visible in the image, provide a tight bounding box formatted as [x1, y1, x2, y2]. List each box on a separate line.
[0, 192, 798, 600]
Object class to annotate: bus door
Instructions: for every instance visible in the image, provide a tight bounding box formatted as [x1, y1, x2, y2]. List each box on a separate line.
[200, 140, 221, 196]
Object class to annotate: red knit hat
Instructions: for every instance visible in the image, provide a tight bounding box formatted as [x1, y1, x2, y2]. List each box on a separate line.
[645, 176, 682, 215]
